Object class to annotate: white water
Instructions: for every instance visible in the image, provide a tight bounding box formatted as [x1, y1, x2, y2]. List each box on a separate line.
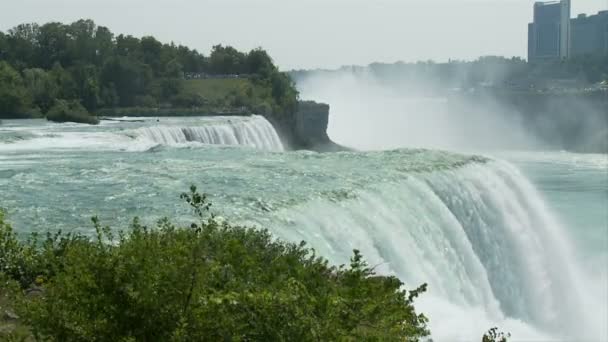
[265, 161, 602, 341]
[131, 115, 283, 151]
[0, 115, 283, 152]
[1, 117, 605, 341]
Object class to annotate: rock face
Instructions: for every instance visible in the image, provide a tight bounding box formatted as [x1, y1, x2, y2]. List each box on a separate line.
[294, 101, 330, 146]
[270, 101, 345, 152]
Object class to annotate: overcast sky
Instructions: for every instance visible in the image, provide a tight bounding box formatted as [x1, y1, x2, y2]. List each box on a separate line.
[2, 0, 606, 69]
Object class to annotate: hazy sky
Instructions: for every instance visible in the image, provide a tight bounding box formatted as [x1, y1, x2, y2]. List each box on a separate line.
[2, 0, 606, 69]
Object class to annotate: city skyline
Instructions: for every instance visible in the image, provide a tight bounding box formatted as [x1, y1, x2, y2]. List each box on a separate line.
[528, 0, 607, 62]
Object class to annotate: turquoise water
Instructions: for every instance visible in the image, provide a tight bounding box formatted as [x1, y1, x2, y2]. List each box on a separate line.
[499, 151, 608, 284]
[0, 118, 606, 341]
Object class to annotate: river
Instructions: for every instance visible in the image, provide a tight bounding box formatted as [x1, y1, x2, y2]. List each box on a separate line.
[0, 117, 606, 341]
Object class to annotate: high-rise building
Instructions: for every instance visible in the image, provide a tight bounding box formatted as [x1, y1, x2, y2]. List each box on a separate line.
[528, 0, 571, 62]
[570, 10, 608, 58]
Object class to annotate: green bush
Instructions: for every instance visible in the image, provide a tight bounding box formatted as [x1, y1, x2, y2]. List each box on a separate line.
[0, 187, 429, 341]
[133, 95, 157, 108]
[483, 327, 511, 342]
[170, 91, 207, 108]
[252, 101, 273, 115]
[46, 99, 99, 125]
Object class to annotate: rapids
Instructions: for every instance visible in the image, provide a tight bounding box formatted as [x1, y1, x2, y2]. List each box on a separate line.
[0, 118, 605, 341]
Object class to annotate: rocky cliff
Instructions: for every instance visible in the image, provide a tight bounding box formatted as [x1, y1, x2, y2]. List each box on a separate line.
[269, 101, 344, 152]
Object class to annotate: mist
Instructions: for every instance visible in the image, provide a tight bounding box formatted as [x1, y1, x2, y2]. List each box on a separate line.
[296, 70, 536, 152]
[293, 63, 607, 153]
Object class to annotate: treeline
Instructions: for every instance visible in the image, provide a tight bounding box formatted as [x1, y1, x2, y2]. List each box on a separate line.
[0, 19, 298, 121]
[292, 55, 608, 93]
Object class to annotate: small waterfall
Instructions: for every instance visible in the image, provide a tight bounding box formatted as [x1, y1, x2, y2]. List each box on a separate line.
[132, 115, 283, 151]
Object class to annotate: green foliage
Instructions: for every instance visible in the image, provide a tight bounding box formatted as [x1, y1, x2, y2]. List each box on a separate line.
[170, 92, 206, 108]
[0, 20, 299, 120]
[0, 187, 429, 341]
[100, 56, 152, 107]
[133, 95, 157, 108]
[46, 99, 99, 124]
[70, 63, 100, 111]
[0, 62, 32, 118]
[0, 273, 32, 341]
[0, 209, 77, 290]
[158, 77, 184, 101]
[48, 63, 78, 100]
[209, 44, 247, 74]
[22, 68, 57, 113]
[482, 327, 511, 342]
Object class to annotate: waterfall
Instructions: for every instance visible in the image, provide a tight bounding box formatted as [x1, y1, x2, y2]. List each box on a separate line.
[132, 115, 283, 151]
[260, 160, 598, 341]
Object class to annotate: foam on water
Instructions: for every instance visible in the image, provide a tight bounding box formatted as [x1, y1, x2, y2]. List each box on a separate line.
[256, 161, 602, 341]
[130, 115, 283, 151]
[0, 115, 283, 152]
[0, 121, 604, 341]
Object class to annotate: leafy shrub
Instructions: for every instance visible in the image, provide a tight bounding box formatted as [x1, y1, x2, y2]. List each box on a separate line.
[46, 99, 99, 125]
[483, 327, 511, 342]
[133, 95, 157, 108]
[170, 91, 207, 108]
[0, 187, 429, 341]
[252, 101, 273, 115]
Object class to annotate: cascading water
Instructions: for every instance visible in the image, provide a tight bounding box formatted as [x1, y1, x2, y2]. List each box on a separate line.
[259, 160, 600, 341]
[1, 116, 604, 340]
[0, 115, 284, 152]
[131, 115, 283, 151]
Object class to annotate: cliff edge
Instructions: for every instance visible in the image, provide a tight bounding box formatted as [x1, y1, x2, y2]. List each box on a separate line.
[271, 101, 346, 152]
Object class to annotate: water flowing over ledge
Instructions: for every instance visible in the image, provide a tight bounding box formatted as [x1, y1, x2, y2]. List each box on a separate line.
[0, 115, 284, 152]
[252, 161, 599, 340]
[0, 131, 604, 340]
[130, 115, 283, 151]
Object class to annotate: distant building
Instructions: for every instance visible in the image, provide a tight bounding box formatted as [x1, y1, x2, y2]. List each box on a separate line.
[570, 11, 608, 58]
[528, 1, 608, 62]
[528, 0, 571, 62]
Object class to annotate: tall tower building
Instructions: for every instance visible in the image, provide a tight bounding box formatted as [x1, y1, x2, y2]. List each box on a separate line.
[528, 0, 571, 62]
[570, 10, 608, 58]
[560, 0, 571, 59]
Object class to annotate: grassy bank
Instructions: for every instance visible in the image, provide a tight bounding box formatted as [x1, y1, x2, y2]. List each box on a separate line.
[97, 107, 251, 118]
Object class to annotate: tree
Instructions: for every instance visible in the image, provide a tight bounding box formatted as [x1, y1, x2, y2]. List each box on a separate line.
[140, 36, 163, 75]
[0, 19, 301, 118]
[159, 77, 183, 101]
[36, 22, 71, 69]
[49, 63, 78, 100]
[101, 56, 151, 106]
[68, 19, 97, 65]
[0, 61, 31, 117]
[0, 31, 8, 61]
[164, 58, 183, 78]
[22, 68, 58, 113]
[209, 44, 246, 74]
[175, 45, 207, 73]
[46, 99, 98, 124]
[99, 83, 119, 108]
[246, 48, 276, 76]
[115, 34, 141, 58]
[93, 25, 114, 66]
[6, 23, 39, 69]
[70, 63, 100, 111]
[482, 327, 511, 342]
